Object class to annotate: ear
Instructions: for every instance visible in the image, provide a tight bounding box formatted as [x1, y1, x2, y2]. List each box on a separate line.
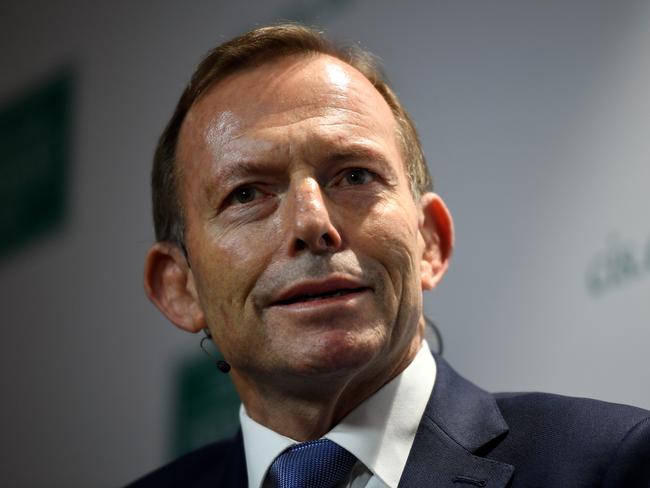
[143, 242, 207, 333]
[418, 193, 454, 290]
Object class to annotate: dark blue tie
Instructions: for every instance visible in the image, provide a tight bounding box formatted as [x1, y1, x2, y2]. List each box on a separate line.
[267, 438, 357, 488]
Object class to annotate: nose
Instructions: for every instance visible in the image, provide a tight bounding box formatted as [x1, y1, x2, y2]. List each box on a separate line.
[286, 177, 342, 255]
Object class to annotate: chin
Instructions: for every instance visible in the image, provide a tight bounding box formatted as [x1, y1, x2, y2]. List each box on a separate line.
[290, 329, 384, 376]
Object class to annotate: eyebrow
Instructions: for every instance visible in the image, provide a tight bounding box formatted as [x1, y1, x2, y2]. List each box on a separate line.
[213, 160, 281, 185]
[323, 143, 390, 167]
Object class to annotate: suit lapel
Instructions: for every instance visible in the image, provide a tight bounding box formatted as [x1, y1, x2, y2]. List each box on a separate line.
[222, 430, 248, 488]
[194, 430, 247, 488]
[398, 355, 514, 488]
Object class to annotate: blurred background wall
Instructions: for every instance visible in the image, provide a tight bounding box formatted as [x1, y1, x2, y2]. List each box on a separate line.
[1, 0, 648, 486]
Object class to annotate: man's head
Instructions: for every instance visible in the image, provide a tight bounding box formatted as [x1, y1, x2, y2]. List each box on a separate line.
[144, 24, 453, 412]
[151, 23, 432, 249]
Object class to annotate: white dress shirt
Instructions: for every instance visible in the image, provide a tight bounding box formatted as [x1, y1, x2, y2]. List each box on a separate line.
[240, 341, 437, 488]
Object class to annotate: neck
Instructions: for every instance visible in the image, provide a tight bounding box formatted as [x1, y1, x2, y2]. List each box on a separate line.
[233, 328, 423, 441]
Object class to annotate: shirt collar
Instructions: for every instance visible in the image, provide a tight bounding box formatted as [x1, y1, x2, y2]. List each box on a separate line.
[240, 341, 436, 488]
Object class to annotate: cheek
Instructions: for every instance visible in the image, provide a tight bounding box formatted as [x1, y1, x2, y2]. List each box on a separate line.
[192, 221, 278, 320]
[351, 200, 424, 343]
[360, 200, 420, 274]
[342, 198, 422, 322]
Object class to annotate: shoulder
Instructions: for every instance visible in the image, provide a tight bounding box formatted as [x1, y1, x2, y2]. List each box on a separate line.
[491, 392, 650, 486]
[124, 434, 246, 488]
[495, 390, 650, 432]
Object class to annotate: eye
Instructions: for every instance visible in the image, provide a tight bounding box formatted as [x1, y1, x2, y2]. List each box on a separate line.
[226, 186, 259, 206]
[342, 168, 375, 186]
[234, 187, 256, 203]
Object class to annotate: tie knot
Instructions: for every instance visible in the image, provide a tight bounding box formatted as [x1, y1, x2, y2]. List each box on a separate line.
[267, 439, 357, 488]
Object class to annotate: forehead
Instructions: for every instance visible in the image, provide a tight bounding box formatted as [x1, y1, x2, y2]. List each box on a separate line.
[176, 53, 401, 181]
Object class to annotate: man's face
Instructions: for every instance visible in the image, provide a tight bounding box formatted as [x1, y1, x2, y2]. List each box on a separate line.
[177, 54, 433, 387]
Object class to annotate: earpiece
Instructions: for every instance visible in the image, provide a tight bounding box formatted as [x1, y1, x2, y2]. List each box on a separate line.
[200, 329, 231, 373]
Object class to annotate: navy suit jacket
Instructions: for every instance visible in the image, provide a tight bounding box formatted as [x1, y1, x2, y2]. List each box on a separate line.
[127, 355, 650, 487]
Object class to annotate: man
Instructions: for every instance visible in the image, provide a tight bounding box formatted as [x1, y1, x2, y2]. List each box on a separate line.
[130, 24, 650, 487]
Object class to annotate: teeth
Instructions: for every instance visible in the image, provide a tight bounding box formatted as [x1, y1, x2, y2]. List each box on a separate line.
[299, 290, 348, 302]
[275, 288, 364, 306]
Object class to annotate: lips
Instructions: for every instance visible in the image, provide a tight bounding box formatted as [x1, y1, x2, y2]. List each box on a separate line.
[269, 277, 370, 307]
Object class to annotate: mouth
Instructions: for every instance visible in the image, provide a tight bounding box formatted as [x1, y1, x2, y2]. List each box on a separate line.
[269, 277, 371, 308]
[273, 287, 369, 306]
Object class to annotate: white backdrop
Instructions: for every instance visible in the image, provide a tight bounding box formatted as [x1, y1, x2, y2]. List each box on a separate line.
[1, 1, 648, 486]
